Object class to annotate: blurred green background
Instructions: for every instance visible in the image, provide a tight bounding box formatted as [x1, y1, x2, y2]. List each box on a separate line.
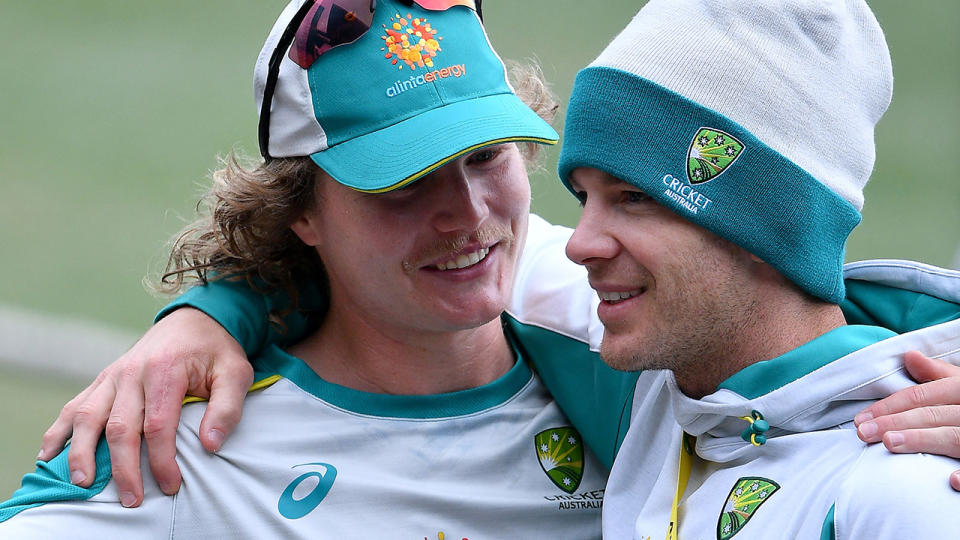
[1, 0, 957, 497]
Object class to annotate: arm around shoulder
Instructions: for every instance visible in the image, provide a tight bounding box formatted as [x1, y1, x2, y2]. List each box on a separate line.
[1, 439, 173, 538]
[832, 445, 960, 539]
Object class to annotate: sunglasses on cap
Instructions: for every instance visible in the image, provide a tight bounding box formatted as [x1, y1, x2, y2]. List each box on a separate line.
[259, 0, 482, 160]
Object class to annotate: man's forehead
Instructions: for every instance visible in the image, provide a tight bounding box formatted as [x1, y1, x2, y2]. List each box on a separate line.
[568, 167, 630, 190]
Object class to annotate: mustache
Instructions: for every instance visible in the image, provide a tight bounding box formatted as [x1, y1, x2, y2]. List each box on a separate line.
[402, 225, 514, 273]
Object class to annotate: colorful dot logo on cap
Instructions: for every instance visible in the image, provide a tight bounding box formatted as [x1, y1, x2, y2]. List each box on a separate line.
[381, 12, 442, 70]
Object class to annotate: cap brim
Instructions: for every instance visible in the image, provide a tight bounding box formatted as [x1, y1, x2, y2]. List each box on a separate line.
[310, 93, 558, 192]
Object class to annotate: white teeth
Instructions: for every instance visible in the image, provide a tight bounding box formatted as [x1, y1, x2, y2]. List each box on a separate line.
[435, 247, 490, 270]
[598, 290, 642, 303]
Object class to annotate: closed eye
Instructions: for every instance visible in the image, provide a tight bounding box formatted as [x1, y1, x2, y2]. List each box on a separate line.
[466, 146, 501, 166]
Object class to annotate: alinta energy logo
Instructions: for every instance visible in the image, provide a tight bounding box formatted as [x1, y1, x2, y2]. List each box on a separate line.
[380, 11, 466, 97]
[717, 476, 779, 540]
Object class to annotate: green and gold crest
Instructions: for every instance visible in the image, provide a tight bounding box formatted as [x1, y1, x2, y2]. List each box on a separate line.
[535, 427, 584, 494]
[687, 127, 744, 184]
[717, 477, 779, 539]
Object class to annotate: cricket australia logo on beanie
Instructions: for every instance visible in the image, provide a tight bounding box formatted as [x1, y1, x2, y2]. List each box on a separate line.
[662, 126, 745, 216]
[687, 128, 744, 184]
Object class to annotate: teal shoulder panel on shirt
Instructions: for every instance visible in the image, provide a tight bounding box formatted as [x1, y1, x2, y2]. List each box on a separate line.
[841, 279, 960, 332]
[0, 438, 112, 522]
[503, 314, 640, 469]
[820, 504, 836, 540]
[157, 278, 271, 354]
[156, 276, 324, 355]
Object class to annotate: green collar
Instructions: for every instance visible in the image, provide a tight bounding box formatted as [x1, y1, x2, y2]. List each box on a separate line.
[253, 336, 532, 419]
[717, 325, 897, 399]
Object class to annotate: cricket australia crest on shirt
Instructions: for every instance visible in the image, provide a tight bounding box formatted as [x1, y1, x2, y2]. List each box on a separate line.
[717, 477, 779, 539]
[535, 427, 584, 494]
[687, 127, 744, 184]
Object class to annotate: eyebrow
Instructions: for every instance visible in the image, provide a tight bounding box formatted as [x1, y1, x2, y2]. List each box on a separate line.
[569, 171, 629, 191]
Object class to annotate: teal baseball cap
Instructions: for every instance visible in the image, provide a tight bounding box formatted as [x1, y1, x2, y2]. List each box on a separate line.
[254, 0, 558, 192]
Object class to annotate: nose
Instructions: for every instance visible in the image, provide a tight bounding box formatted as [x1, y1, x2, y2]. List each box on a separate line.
[432, 167, 489, 233]
[565, 201, 619, 266]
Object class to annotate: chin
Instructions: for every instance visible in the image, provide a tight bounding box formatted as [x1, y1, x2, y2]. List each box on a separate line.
[437, 301, 507, 330]
[599, 338, 646, 372]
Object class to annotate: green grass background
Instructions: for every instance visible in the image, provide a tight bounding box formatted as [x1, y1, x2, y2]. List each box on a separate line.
[1, 0, 957, 496]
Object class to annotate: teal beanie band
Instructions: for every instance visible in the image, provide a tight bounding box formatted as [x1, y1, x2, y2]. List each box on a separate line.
[558, 67, 861, 303]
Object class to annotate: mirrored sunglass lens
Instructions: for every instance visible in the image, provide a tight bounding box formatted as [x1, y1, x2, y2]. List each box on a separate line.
[289, 0, 376, 69]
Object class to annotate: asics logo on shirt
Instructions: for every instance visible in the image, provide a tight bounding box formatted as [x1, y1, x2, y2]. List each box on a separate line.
[277, 462, 339, 519]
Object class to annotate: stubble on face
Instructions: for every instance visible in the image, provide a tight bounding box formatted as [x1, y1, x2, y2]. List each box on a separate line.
[599, 234, 761, 395]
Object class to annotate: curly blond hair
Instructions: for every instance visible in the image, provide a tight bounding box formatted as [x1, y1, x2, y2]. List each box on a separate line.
[157, 61, 559, 317]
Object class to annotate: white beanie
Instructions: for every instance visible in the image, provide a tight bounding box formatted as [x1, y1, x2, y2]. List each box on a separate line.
[558, 0, 893, 302]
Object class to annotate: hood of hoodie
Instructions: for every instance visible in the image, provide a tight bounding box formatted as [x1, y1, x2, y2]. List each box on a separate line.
[666, 318, 960, 463]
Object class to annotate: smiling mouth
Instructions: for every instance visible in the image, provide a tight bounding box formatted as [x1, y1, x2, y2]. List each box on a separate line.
[434, 246, 491, 271]
[597, 288, 645, 304]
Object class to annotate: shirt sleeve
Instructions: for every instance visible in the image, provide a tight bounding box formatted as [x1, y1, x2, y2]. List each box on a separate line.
[832, 445, 960, 539]
[0, 440, 173, 537]
[155, 276, 324, 356]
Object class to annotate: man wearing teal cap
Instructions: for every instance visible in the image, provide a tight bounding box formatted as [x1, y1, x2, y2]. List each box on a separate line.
[559, 0, 960, 537]
[0, 1, 615, 536]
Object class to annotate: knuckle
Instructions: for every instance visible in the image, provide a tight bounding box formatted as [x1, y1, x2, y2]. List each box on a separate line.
[118, 361, 142, 380]
[142, 417, 170, 440]
[72, 403, 101, 427]
[104, 417, 135, 443]
[948, 428, 960, 456]
[144, 353, 177, 373]
[904, 384, 928, 407]
[40, 429, 57, 446]
[67, 438, 91, 459]
[59, 396, 81, 417]
[926, 405, 947, 426]
[92, 368, 112, 385]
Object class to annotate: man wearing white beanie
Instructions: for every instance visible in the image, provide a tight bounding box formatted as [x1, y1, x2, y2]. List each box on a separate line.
[559, 0, 960, 537]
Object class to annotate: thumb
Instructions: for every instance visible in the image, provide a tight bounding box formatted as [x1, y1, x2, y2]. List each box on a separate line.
[197, 353, 254, 453]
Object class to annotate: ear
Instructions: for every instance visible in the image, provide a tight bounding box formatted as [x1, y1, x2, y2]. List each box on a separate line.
[290, 212, 322, 247]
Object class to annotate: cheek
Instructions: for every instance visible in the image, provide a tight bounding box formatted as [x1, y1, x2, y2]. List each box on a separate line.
[491, 160, 531, 213]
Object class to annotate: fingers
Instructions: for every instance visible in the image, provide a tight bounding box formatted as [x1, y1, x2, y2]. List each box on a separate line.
[855, 359, 960, 425]
[878, 426, 960, 459]
[104, 362, 147, 508]
[857, 405, 960, 444]
[903, 350, 960, 383]
[952, 471, 960, 492]
[143, 357, 190, 495]
[197, 353, 254, 453]
[40, 378, 99, 462]
[65, 377, 118, 488]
